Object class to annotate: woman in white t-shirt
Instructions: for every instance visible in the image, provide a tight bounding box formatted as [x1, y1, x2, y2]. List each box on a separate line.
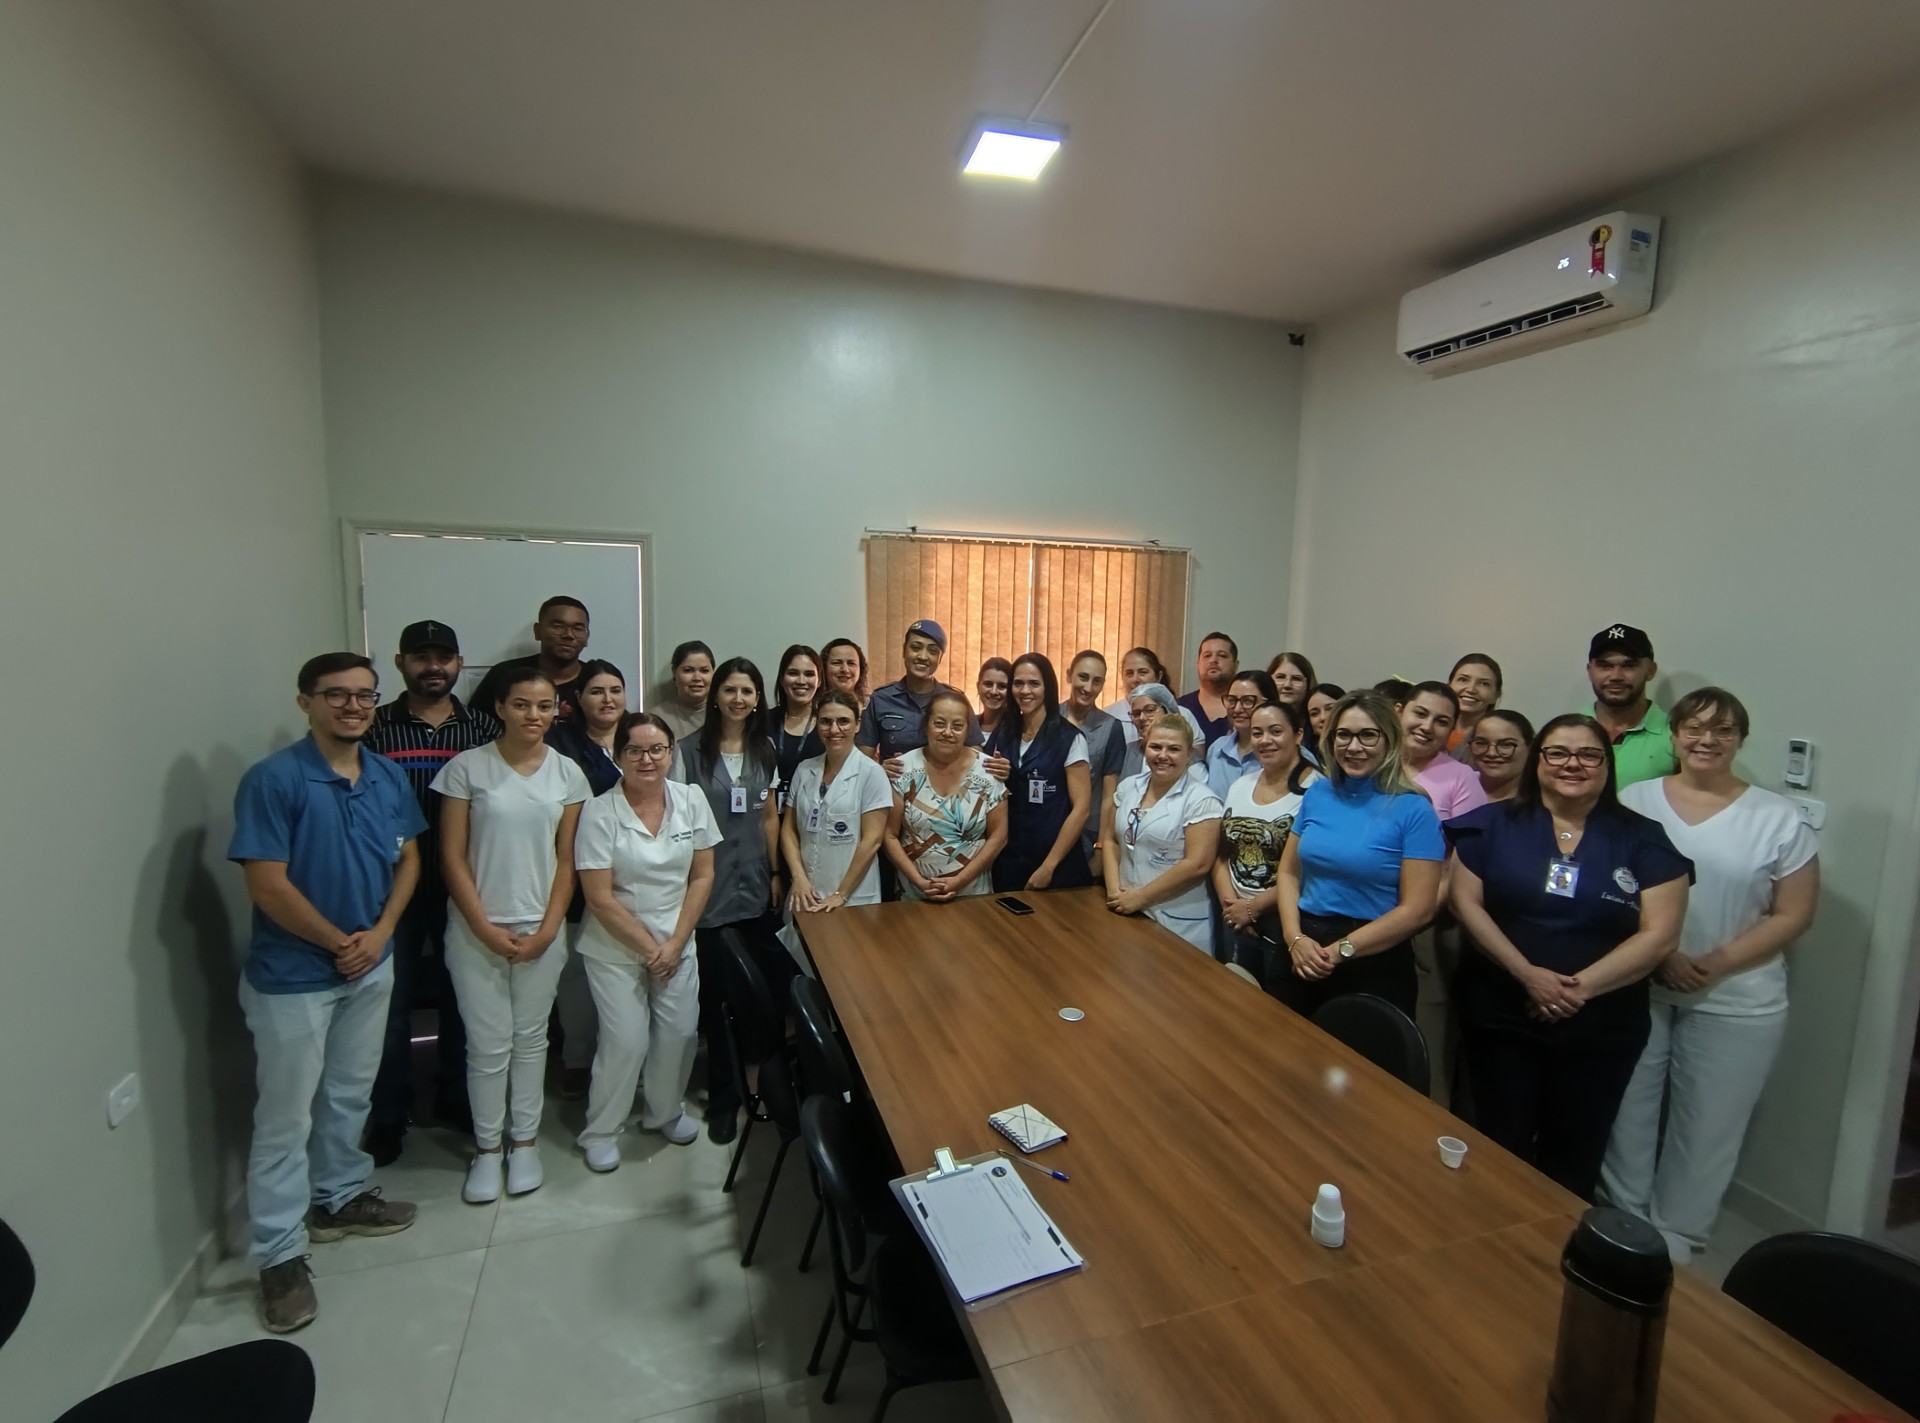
[434, 671, 590, 1203]
[778, 690, 893, 967]
[574, 712, 720, 1173]
[885, 690, 1008, 900]
[1212, 700, 1318, 979]
[1107, 714, 1225, 953]
[1601, 687, 1819, 1260]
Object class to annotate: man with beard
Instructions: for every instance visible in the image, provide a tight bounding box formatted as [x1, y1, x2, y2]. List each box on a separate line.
[363, 621, 502, 1162]
[472, 596, 592, 724]
[1586, 623, 1677, 788]
[229, 653, 424, 1332]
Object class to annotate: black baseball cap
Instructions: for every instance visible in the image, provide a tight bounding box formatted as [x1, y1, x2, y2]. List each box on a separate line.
[1588, 624, 1654, 661]
[398, 620, 461, 655]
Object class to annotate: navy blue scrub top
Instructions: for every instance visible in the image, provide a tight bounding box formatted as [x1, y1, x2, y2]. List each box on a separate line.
[1447, 801, 1692, 1039]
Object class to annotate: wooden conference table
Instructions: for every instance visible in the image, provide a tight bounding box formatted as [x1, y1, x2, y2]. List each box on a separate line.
[798, 888, 1908, 1422]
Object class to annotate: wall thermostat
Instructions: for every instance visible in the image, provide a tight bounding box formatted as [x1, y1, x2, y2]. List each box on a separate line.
[1785, 738, 1813, 789]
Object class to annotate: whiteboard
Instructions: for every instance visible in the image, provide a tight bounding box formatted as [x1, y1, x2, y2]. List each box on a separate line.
[357, 531, 646, 707]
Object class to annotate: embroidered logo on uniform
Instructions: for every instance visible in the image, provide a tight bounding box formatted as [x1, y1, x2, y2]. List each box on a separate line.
[1613, 867, 1639, 894]
[832, 821, 849, 835]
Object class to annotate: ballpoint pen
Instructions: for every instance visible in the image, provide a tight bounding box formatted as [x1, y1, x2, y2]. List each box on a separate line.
[1007, 1154, 1070, 1183]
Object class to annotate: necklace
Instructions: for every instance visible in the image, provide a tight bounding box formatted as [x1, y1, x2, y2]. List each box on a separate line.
[1557, 830, 1575, 842]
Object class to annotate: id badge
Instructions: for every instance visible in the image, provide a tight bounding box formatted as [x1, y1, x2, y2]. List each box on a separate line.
[729, 786, 748, 815]
[805, 802, 822, 833]
[1028, 777, 1047, 805]
[1545, 858, 1579, 898]
[776, 789, 789, 813]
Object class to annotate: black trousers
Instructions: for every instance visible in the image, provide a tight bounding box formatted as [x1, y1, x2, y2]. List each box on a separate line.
[1461, 1020, 1647, 1201]
[1265, 911, 1417, 1019]
[695, 914, 793, 1113]
[369, 887, 466, 1131]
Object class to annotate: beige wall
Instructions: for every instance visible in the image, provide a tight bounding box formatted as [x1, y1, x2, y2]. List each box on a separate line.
[314, 179, 1304, 695]
[1291, 80, 1920, 1229]
[0, 2, 334, 1413]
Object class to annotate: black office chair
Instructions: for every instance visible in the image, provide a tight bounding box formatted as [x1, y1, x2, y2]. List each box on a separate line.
[716, 929, 805, 1267]
[800, 1095, 978, 1422]
[1311, 993, 1431, 1095]
[1, 1218, 315, 1422]
[1722, 1231, 1920, 1416]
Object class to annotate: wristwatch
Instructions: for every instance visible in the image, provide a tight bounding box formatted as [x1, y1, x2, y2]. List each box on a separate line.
[1337, 938, 1356, 959]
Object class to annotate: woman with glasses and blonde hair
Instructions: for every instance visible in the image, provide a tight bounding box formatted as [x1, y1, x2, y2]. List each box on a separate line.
[1447, 714, 1692, 1199]
[573, 713, 718, 1173]
[1273, 690, 1445, 1017]
[1106, 714, 1224, 953]
[1601, 687, 1819, 1260]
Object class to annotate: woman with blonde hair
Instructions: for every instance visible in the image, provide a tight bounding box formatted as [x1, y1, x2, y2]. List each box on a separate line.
[1274, 690, 1445, 1016]
[1106, 713, 1225, 952]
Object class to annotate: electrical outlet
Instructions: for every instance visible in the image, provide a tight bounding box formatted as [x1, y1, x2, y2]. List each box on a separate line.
[106, 1072, 141, 1128]
[1787, 795, 1826, 830]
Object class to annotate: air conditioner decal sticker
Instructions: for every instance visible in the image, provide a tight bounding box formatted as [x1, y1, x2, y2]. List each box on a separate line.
[1589, 223, 1612, 276]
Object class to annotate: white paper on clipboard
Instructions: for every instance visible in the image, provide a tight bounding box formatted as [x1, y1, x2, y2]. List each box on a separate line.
[895, 1157, 1084, 1303]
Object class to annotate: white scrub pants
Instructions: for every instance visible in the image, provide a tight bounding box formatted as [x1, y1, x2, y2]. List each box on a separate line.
[444, 913, 566, 1150]
[578, 949, 701, 1147]
[1600, 1002, 1788, 1258]
[556, 919, 598, 1070]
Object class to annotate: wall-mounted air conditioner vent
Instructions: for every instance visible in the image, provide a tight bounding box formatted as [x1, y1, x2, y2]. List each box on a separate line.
[1398, 213, 1659, 372]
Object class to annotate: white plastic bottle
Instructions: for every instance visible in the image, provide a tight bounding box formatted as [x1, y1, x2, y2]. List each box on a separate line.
[1310, 1183, 1345, 1248]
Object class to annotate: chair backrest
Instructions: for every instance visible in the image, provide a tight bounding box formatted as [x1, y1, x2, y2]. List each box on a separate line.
[1310, 993, 1431, 1095]
[800, 1093, 870, 1277]
[1722, 1231, 1920, 1415]
[790, 975, 854, 1100]
[718, 928, 781, 1067]
[0, 1218, 35, 1353]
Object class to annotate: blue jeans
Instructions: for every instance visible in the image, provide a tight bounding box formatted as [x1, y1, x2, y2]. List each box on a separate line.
[369, 888, 467, 1131]
[240, 958, 393, 1268]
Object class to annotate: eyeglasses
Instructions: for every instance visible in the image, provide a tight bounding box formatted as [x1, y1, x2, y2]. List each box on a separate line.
[1124, 806, 1143, 848]
[1223, 695, 1263, 710]
[1540, 746, 1608, 768]
[1331, 728, 1383, 748]
[316, 688, 379, 709]
[621, 744, 672, 761]
[1469, 738, 1522, 758]
[1677, 722, 1740, 743]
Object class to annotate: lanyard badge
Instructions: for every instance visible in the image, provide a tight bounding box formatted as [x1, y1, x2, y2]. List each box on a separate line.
[1545, 858, 1579, 898]
[729, 785, 748, 815]
[1028, 777, 1047, 804]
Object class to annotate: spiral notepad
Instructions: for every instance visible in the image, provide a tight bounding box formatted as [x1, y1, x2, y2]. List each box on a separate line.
[989, 1103, 1067, 1153]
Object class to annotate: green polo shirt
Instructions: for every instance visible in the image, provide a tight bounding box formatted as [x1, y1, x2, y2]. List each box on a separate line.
[1592, 700, 1677, 788]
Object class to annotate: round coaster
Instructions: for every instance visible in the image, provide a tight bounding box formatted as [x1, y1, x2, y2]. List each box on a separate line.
[1058, 1007, 1085, 1022]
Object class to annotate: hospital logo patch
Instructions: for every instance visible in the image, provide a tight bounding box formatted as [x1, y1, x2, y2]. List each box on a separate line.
[1613, 867, 1639, 894]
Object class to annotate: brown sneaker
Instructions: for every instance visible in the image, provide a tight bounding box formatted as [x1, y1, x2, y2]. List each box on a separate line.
[308, 1188, 416, 1241]
[259, 1257, 317, 1334]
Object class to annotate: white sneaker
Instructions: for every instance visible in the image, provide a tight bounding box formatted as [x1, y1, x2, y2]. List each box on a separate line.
[505, 1145, 543, 1196]
[463, 1151, 504, 1204]
[582, 1139, 620, 1173]
[647, 1113, 700, 1147]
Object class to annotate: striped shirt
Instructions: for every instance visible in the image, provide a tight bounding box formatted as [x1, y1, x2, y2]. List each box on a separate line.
[365, 696, 503, 835]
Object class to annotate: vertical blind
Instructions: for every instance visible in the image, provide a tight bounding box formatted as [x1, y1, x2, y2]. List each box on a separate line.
[864, 534, 1190, 690]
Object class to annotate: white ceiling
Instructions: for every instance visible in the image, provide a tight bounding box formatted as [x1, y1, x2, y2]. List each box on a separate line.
[171, 0, 1920, 321]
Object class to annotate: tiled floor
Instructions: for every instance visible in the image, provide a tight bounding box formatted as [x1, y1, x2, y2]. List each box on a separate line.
[154, 1094, 994, 1423]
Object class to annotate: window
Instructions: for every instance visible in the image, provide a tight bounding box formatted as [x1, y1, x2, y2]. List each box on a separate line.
[864, 533, 1190, 691]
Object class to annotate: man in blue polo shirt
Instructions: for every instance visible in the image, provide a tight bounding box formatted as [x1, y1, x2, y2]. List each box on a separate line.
[229, 652, 427, 1334]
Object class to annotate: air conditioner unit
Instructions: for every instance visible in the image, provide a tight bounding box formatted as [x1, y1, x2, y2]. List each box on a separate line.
[1397, 212, 1660, 371]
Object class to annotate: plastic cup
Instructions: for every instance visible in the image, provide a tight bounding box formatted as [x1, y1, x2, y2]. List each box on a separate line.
[1438, 1136, 1468, 1169]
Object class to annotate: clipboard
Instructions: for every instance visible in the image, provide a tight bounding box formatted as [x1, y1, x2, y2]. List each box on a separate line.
[890, 1151, 1085, 1305]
